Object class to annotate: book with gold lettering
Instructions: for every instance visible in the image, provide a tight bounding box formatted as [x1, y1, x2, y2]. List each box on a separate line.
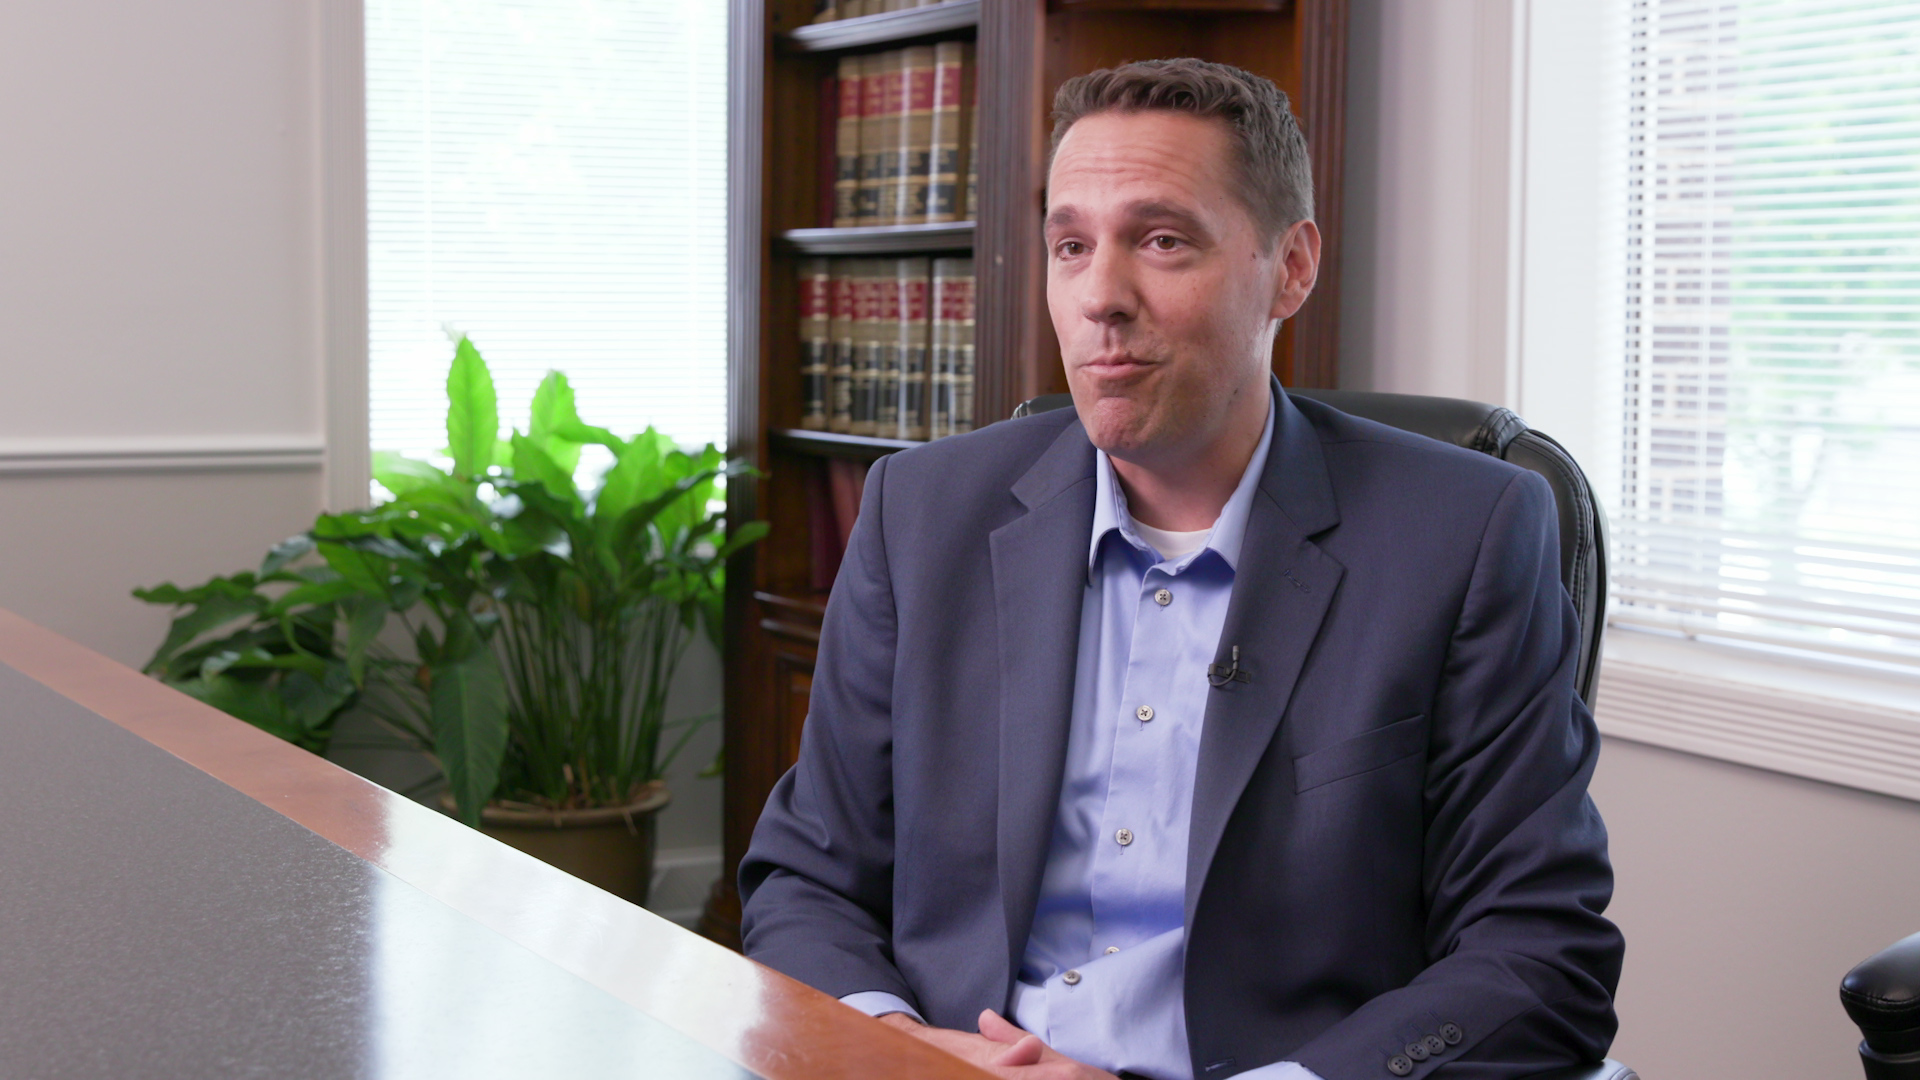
[833, 56, 863, 227]
[798, 258, 832, 430]
[926, 41, 972, 223]
[850, 259, 882, 435]
[875, 259, 903, 436]
[962, 73, 979, 222]
[897, 257, 932, 439]
[897, 46, 937, 224]
[828, 260, 857, 433]
[856, 53, 891, 224]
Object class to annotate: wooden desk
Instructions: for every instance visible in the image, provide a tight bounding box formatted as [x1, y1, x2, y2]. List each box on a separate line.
[0, 609, 985, 1079]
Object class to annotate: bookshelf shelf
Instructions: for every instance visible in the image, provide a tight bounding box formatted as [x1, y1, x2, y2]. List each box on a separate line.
[781, 0, 980, 53]
[770, 427, 922, 460]
[782, 221, 975, 255]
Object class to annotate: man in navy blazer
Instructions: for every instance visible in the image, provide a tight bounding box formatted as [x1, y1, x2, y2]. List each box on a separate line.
[742, 59, 1622, 1080]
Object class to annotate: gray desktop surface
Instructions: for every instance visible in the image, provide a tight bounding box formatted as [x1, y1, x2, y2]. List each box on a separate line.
[0, 661, 755, 1079]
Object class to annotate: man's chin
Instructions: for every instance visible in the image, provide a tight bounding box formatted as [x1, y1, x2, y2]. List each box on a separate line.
[1074, 399, 1158, 455]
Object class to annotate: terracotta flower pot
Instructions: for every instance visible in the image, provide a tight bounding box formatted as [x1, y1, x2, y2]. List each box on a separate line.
[440, 781, 671, 906]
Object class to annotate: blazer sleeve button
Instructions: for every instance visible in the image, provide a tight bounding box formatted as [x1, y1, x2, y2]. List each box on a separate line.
[1422, 1034, 1446, 1055]
[1404, 1042, 1430, 1062]
[1439, 1022, 1464, 1045]
[1387, 1055, 1414, 1076]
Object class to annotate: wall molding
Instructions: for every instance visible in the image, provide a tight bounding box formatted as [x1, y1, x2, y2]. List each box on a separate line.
[0, 437, 325, 476]
[1597, 636, 1920, 804]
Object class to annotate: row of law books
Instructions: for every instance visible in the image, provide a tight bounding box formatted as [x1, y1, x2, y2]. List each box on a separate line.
[798, 257, 976, 441]
[811, 0, 954, 24]
[824, 43, 977, 228]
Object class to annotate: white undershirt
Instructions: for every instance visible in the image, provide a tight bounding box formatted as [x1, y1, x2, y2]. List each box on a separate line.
[1129, 519, 1212, 561]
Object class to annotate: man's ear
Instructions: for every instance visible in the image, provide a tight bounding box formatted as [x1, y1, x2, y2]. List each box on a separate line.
[1268, 219, 1322, 323]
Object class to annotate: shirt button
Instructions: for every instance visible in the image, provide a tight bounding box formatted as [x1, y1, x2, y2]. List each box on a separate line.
[1115, 828, 1134, 846]
[1136, 704, 1155, 722]
[1105, 945, 1120, 954]
[1154, 588, 1172, 606]
[1062, 970, 1082, 986]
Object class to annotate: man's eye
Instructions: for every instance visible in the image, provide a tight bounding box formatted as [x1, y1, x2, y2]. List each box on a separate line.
[1151, 235, 1181, 251]
[1058, 241, 1086, 257]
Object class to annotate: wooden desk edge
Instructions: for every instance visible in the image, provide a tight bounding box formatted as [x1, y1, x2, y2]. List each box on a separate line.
[0, 608, 987, 1080]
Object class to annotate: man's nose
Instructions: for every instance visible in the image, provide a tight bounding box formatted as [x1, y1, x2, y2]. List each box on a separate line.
[1079, 243, 1139, 326]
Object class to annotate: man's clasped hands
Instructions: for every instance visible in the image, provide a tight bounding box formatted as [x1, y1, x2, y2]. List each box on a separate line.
[879, 1010, 1120, 1080]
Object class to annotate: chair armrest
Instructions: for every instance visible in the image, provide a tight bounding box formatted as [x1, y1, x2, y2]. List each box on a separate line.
[1523, 1061, 1637, 1080]
[1842, 931, 1920, 1076]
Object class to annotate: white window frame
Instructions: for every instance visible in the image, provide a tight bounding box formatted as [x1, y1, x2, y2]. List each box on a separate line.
[1512, 0, 1920, 802]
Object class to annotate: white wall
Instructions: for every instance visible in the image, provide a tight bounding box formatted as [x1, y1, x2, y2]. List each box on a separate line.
[1341, 3, 1920, 1075]
[0, 0, 723, 912]
[0, 0, 331, 666]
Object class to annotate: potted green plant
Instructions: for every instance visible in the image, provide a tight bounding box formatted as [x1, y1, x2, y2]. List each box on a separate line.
[137, 338, 763, 905]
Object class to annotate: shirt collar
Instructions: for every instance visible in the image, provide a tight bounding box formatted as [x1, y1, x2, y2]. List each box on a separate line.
[1088, 391, 1276, 576]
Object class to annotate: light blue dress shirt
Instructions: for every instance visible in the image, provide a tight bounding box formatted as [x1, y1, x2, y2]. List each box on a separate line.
[845, 397, 1319, 1080]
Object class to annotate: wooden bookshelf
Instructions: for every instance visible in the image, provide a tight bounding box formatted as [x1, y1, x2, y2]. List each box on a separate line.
[781, 221, 975, 255]
[781, 0, 983, 52]
[706, 0, 1350, 948]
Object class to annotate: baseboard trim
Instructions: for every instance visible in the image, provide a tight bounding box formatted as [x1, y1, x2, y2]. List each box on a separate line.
[648, 845, 722, 929]
[0, 437, 326, 476]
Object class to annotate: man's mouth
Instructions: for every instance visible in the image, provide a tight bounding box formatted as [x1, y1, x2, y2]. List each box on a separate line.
[1079, 354, 1156, 379]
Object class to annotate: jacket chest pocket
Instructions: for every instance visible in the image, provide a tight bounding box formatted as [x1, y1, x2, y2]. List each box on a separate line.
[1292, 713, 1428, 793]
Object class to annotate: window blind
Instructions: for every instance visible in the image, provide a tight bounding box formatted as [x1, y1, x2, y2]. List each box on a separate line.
[365, 0, 729, 474]
[1616, 0, 1920, 672]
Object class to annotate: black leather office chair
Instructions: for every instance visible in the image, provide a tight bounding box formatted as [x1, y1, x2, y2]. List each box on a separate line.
[1013, 389, 1610, 707]
[1844, 933, 1920, 1077]
[1012, 389, 1632, 1080]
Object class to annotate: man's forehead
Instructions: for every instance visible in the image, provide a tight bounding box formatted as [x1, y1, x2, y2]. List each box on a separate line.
[1046, 113, 1236, 227]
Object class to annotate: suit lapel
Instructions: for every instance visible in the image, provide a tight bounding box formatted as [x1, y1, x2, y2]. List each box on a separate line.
[1185, 385, 1345, 925]
[990, 419, 1097, 997]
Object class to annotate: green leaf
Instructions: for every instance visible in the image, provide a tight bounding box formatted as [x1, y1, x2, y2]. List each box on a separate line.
[510, 432, 581, 507]
[430, 643, 509, 828]
[528, 371, 585, 476]
[265, 578, 359, 616]
[260, 535, 316, 576]
[343, 595, 389, 686]
[317, 542, 389, 599]
[372, 451, 451, 498]
[593, 428, 675, 526]
[713, 519, 770, 562]
[446, 336, 499, 481]
[143, 592, 266, 673]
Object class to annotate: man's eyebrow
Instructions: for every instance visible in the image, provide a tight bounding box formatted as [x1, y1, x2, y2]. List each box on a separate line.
[1041, 200, 1211, 235]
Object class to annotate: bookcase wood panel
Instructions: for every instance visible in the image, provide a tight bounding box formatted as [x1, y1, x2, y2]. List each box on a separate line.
[710, 0, 1348, 948]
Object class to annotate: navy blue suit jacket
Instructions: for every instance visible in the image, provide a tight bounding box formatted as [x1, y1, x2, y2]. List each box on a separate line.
[741, 387, 1623, 1079]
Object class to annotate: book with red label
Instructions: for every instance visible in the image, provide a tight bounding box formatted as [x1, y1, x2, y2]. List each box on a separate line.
[850, 259, 883, 435]
[897, 257, 932, 439]
[944, 258, 976, 433]
[926, 41, 972, 223]
[798, 258, 832, 430]
[963, 72, 979, 222]
[833, 57, 863, 227]
[856, 53, 890, 224]
[897, 46, 937, 224]
[874, 258, 903, 436]
[828, 260, 857, 433]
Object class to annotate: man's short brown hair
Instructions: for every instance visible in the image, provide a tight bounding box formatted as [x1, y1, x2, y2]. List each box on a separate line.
[1049, 58, 1314, 239]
